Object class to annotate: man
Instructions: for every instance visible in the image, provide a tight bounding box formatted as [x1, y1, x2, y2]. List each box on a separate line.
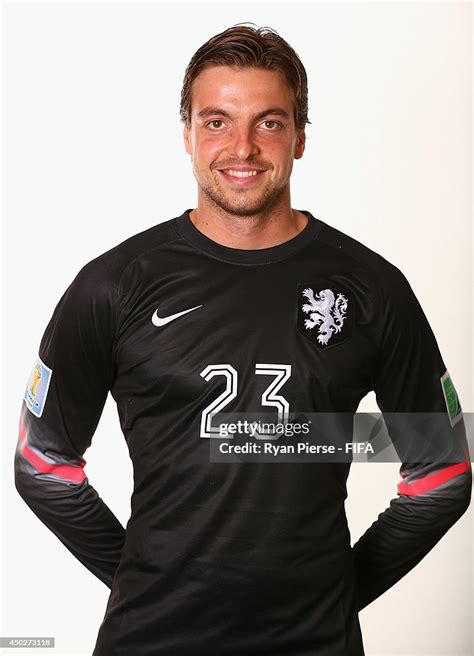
[14, 24, 471, 655]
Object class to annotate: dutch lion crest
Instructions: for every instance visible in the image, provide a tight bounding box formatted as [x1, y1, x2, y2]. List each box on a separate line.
[301, 287, 348, 345]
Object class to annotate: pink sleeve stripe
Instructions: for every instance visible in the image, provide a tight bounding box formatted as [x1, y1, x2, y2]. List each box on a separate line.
[398, 456, 471, 496]
[18, 415, 86, 484]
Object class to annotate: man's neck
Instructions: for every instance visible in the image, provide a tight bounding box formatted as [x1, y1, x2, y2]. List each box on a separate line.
[188, 203, 308, 250]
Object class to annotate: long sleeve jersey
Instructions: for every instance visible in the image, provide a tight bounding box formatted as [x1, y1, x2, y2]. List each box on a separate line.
[14, 208, 472, 656]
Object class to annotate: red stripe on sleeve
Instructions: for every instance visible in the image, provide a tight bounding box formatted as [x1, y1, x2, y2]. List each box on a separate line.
[18, 415, 87, 484]
[398, 455, 471, 497]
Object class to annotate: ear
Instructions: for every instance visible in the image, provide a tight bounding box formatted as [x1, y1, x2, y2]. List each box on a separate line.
[183, 123, 192, 156]
[294, 129, 306, 160]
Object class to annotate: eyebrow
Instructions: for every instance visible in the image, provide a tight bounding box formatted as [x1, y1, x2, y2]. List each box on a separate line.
[196, 106, 291, 121]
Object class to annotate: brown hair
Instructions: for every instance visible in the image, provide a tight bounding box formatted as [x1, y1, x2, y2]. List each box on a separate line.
[180, 23, 311, 131]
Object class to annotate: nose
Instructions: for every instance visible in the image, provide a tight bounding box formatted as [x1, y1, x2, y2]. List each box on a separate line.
[229, 123, 260, 161]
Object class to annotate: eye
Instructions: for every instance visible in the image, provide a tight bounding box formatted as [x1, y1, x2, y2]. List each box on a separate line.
[261, 120, 282, 130]
[206, 120, 225, 130]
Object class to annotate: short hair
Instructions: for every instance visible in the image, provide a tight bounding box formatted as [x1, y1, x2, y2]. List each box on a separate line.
[180, 22, 311, 131]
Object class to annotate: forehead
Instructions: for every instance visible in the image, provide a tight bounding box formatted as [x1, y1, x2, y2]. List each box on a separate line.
[190, 66, 296, 115]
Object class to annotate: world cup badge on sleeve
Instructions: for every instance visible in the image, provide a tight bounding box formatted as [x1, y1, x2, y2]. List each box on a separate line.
[24, 355, 53, 418]
[440, 369, 463, 428]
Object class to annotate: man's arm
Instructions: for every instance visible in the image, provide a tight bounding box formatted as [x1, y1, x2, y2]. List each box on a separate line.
[352, 266, 472, 611]
[14, 258, 126, 589]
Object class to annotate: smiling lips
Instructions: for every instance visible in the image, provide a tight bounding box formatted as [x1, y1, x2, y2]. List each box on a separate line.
[222, 169, 261, 178]
[217, 167, 266, 185]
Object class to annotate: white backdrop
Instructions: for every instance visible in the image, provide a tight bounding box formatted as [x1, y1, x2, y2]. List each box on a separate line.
[2, 2, 472, 655]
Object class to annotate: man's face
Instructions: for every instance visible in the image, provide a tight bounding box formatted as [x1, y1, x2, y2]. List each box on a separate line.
[183, 66, 305, 217]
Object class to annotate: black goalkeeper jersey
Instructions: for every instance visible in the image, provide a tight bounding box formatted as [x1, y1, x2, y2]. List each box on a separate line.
[14, 209, 471, 655]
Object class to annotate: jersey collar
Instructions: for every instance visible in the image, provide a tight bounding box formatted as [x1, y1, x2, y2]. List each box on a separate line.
[174, 208, 320, 265]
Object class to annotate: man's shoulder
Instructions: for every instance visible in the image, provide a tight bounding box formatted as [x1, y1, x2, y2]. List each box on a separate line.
[72, 214, 180, 291]
[314, 215, 409, 293]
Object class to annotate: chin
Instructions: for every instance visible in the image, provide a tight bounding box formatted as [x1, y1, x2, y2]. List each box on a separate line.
[218, 201, 274, 217]
[201, 185, 285, 217]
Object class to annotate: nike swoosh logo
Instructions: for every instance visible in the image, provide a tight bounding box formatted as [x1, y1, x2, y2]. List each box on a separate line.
[152, 304, 203, 327]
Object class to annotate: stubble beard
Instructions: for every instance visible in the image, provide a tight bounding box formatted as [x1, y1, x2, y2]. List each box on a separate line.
[196, 170, 288, 218]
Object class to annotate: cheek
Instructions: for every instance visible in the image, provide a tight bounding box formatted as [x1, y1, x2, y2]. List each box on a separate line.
[263, 136, 293, 156]
[266, 144, 294, 172]
[195, 138, 224, 163]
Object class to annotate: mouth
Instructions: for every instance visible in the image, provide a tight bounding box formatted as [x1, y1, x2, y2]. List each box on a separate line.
[217, 168, 266, 186]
